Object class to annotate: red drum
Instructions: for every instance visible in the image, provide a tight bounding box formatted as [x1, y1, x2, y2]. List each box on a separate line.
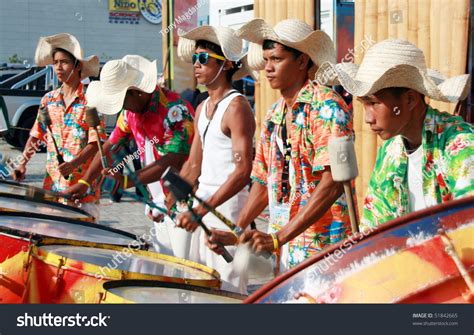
[0, 211, 143, 303]
[24, 243, 221, 304]
[100, 280, 245, 304]
[246, 197, 474, 304]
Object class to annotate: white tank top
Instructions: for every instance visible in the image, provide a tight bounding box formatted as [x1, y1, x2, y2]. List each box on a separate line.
[197, 91, 241, 188]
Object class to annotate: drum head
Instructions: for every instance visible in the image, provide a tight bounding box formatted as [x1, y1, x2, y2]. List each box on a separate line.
[41, 245, 217, 281]
[0, 215, 136, 245]
[0, 194, 90, 220]
[104, 280, 244, 303]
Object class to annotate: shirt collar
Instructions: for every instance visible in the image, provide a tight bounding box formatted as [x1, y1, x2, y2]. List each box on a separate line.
[270, 79, 314, 124]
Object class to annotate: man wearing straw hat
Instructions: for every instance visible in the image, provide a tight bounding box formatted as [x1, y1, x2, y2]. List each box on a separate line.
[13, 33, 106, 219]
[315, 39, 473, 229]
[65, 55, 194, 256]
[168, 26, 256, 294]
[208, 19, 354, 273]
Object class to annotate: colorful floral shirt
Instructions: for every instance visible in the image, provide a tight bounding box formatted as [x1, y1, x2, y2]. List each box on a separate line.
[30, 83, 107, 203]
[251, 80, 354, 267]
[362, 106, 474, 229]
[109, 86, 194, 162]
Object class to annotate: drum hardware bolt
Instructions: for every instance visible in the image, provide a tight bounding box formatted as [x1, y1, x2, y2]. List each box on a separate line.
[437, 229, 474, 299]
[98, 291, 106, 304]
[53, 258, 66, 298]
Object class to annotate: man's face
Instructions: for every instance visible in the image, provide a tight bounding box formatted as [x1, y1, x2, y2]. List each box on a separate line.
[123, 89, 146, 114]
[358, 89, 411, 140]
[53, 51, 81, 84]
[193, 46, 227, 86]
[262, 43, 305, 90]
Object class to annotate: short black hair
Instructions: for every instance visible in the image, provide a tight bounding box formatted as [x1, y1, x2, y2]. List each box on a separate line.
[51, 48, 79, 67]
[195, 40, 240, 82]
[262, 39, 314, 70]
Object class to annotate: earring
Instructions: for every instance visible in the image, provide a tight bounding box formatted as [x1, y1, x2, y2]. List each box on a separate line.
[393, 106, 401, 116]
[138, 93, 142, 97]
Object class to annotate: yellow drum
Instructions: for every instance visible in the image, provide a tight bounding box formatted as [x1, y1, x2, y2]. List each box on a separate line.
[24, 242, 221, 304]
[100, 280, 245, 304]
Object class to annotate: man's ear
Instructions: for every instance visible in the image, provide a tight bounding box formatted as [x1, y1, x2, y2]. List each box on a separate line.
[406, 89, 420, 112]
[298, 54, 311, 71]
[224, 59, 233, 71]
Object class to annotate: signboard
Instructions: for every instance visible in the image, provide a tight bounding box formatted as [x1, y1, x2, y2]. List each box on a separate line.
[139, 0, 162, 24]
[109, 0, 140, 24]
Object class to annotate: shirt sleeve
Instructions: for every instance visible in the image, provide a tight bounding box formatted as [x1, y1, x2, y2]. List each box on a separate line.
[444, 130, 474, 199]
[109, 111, 132, 145]
[159, 102, 194, 155]
[250, 121, 269, 186]
[29, 96, 48, 141]
[310, 91, 353, 173]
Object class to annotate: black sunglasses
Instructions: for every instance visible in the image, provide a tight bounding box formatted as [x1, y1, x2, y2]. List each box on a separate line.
[192, 52, 226, 65]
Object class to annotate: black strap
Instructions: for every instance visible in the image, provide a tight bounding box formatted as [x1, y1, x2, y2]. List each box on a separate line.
[279, 109, 291, 203]
[202, 89, 237, 147]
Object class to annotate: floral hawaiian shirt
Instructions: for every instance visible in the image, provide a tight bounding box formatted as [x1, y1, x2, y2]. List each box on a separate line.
[30, 83, 107, 204]
[109, 86, 194, 161]
[251, 80, 354, 268]
[362, 106, 474, 229]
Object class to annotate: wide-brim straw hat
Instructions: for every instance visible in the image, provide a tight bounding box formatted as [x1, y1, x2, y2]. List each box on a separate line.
[177, 26, 257, 80]
[86, 55, 157, 115]
[314, 39, 471, 103]
[236, 18, 336, 77]
[34, 33, 99, 80]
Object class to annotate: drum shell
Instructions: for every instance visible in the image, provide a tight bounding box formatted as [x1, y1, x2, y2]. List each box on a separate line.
[246, 197, 474, 304]
[24, 243, 221, 304]
[0, 212, 146, 304]
[100, 280, 245, 304]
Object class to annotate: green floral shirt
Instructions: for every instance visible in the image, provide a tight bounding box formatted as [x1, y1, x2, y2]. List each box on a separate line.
[362, 106, 474, 229]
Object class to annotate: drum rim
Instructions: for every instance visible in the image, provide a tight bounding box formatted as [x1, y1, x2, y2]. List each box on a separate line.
[245, 195, 474, 304]
[0, 211, 145, 247]
[102, 279, 246, 301]
[0, 192, 93, 220]
[31, 242, 221, 288]
[0, 180, 69, 200]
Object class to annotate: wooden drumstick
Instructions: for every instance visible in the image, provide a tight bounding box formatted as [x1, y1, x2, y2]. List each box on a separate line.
[85, 107, 108, 169]
[39, 107, 70, 179]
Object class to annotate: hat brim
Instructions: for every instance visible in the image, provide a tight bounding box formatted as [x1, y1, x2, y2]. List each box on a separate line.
[237, 18, 336, 71]
[34, 33, 100, 79]
[315, 61, 471, 103]
[86, 59, 157, 115]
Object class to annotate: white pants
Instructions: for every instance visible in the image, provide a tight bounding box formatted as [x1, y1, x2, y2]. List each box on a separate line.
[188, 186, 249, 294]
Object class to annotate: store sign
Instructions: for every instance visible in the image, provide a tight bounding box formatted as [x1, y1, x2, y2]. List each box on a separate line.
[109, 0, 140, 24]
[109, 0, 139, 12]
[138, 0, 162, 24]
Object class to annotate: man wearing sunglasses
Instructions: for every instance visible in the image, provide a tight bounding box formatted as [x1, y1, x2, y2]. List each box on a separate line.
[170, 26, 256, 294]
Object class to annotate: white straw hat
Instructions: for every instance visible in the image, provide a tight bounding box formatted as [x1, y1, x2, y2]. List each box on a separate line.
[86, 55, 157, 115]
[315, 39, 471, 103]
[177, 26, 257, 80]
[236, 18, 336, 75]
[34, 33, 99, 79]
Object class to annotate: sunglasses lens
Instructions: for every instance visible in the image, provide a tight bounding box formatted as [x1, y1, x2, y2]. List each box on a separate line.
[192, 53, 209, 65]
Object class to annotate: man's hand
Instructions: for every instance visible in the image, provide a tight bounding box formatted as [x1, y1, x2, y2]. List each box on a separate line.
[58, 161, 75, 177]
[13, 164, 26, 182]
[205, 229, 238, 255]
[63, 182, 88, 200]
[176, 211, 200, 232]
[147, 207, 165, 223]
[240, 230, 275, 255]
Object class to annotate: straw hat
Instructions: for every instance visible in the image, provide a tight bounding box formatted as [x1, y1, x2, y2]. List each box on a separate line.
[86, 55, 157, 115]
[315, 39, 471, 103]
[34, 33, 99, 79]
[177, 26, 257, 80]
[236, 18, 336, 75]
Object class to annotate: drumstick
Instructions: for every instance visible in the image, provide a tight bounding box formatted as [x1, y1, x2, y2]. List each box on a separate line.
[85, 107, 108, 169]
[161, 168, 237, 231]
[161, 168, 233, 263]
[39, 107, 71, 179]
[328, 136, 359, 233]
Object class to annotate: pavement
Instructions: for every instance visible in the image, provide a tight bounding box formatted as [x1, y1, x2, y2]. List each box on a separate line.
[0, 138, 273, 289]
